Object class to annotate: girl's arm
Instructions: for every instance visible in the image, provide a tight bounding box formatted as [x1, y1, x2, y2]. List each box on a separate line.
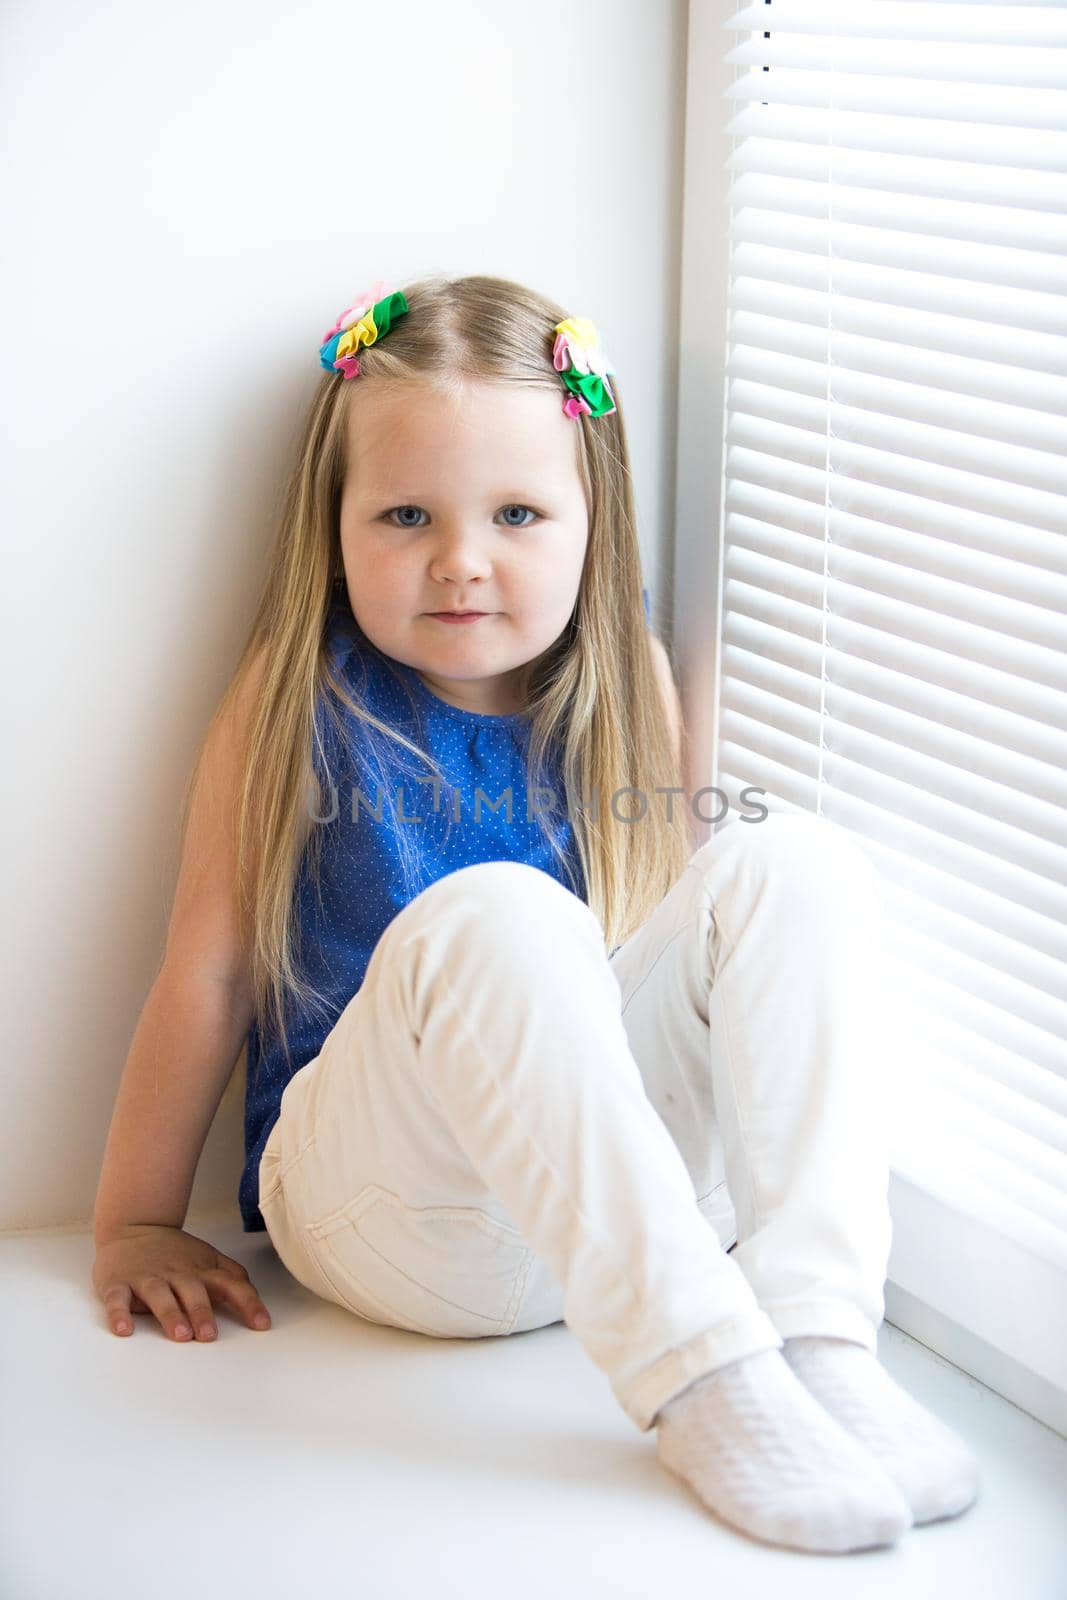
[93, 649, 266, 1244]
[92, 967, 254, 1245]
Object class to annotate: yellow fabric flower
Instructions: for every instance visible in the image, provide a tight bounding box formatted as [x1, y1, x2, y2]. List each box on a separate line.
[335, 308, 380, 360]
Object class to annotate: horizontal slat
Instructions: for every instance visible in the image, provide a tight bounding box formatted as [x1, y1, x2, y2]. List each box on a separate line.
[726, 371, 1067, 497]
[726, 139, 1067, 215]
[894, 998, 1067, 1127]
[727, 453, 1067, 574]
[896, 1012, 1067, 1157]
[713, 758, 1067, 998]
[718, 743, 823, 815]
[927, 1062, 1067, 1177]
[725, 537, 1067, 682]
[725, 3, 1067, 49]
[765, 762, 1067, 981]
[723, 565, 1067, 747]
[729, 171, 1067, 264]
[727, 225, 1066, 318]
[914, 1078, 1067, 1212]
[720, 704, 1067, 922]
[878, 905, 1067, 1050]
[727, 475, 1067, 605]
[726, 410, 1067, 535]
[721, 669, 1067, 855]
[718, 761, 1067, 1088]
[725, 496, 1066, 648]
[726, 69, 1067, 132]
[729, 284, 1067, 374]
[727, 315, 1065, 415]
[906, 1091, 1067, 1250]
[726, 349, 1067, 456]
[726, 102, 1067, 175]
[873, 844, 1067, 1014]
[710, 807, 1067, 1185]
[726, 37, 1067, 90]
[721, 625, 1067, 809]
[716, 761, 1067, 991]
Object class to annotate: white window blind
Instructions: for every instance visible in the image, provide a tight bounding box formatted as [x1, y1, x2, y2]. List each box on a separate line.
[716, 0, 1067, 1406]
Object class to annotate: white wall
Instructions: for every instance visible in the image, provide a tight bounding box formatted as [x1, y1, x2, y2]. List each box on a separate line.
[3, 0, 688, 1230]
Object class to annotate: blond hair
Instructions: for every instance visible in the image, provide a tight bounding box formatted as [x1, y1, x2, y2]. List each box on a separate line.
[179, 273, 692, 1078]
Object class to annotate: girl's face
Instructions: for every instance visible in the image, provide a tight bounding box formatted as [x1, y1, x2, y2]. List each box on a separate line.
[338, 379, 590, 715]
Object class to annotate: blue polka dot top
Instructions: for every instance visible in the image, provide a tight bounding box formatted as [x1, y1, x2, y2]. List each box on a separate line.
[238, 594, 593, 1231]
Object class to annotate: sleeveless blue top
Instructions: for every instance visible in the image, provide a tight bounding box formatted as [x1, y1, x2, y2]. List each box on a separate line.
[238, 597, 591, 1231]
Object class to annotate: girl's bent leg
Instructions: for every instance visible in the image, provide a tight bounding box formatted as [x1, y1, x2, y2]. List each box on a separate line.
[609, 810, 897, 1353]
[262, 860, 782, 1433]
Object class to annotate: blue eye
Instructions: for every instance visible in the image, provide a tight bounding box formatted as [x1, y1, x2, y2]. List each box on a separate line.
[383, 505, 541, 529]
[499, 505, 539, 527]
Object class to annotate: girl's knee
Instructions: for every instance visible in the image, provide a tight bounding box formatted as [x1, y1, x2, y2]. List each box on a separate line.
[397, 860, 599, 937]
[690, 811, 880, 895]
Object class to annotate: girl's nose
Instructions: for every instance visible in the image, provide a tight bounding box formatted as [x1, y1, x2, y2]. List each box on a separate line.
[428, 531, 493, 586]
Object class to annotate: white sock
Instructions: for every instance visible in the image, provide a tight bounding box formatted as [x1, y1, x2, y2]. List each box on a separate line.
[654, 1346, 913, 1554]
[782, 1335, 981, 1525]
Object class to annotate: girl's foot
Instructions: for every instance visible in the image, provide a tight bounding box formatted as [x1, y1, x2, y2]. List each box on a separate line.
[654, 1346, 913, 1554]
[782, 1335, 981, 1524]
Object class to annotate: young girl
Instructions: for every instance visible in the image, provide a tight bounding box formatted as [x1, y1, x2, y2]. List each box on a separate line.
[92, 273, 979, 1556]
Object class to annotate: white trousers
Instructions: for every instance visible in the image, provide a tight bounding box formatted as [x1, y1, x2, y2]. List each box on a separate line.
[258, 811, 896, 1433]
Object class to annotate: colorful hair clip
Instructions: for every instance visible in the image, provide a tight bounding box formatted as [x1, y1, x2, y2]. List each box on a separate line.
[319, 282, 410, 379]
[552, 315, 617, 419]
[320, 288, 615, 419]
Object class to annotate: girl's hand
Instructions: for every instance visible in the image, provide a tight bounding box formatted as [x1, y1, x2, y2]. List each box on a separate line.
[91, 1224, 273, 1342]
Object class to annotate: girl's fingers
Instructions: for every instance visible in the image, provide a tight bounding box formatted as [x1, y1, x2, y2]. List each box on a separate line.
[104, 1265, 272, 1342]
[102, 1283, 135, 1336]
[203, 1267, 272, 1330]
[212, 1253, 253, 1286]
[133, 1274, 197, 1341]
[169, 1275, 221, 1341]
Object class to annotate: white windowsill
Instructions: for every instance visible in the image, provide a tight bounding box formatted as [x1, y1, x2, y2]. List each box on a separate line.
[3, 1216, 1066, 1598]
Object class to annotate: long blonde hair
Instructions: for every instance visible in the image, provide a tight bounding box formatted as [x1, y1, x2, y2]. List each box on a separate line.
[180, 273, 692, 1075]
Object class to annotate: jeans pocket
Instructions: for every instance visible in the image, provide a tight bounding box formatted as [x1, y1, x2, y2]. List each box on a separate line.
[258, 1143, 284, 1208]
[304, 1183, 536, 1339]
